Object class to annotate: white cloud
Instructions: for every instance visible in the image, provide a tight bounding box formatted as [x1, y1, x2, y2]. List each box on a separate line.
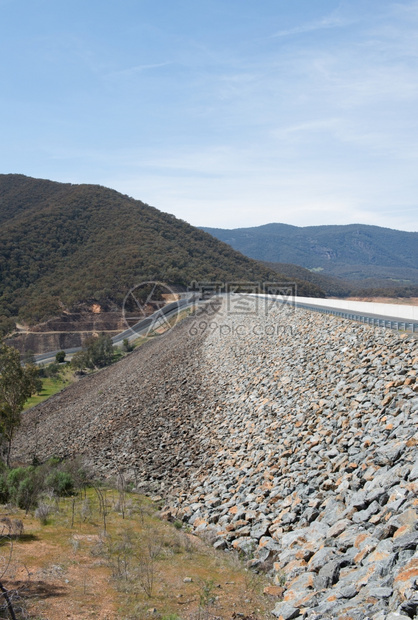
[107, 62, 173, 79]
[270, 13, 355, 39]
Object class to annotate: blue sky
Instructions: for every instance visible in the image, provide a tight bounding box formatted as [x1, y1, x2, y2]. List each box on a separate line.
[1, 0, 417, 231]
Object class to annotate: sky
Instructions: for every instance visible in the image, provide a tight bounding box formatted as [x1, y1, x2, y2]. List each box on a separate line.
[1, 0, 417, 231]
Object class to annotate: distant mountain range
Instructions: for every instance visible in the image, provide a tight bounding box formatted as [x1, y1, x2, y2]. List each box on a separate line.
[0, 175, 323, 334]
[200, 223, 418, 285]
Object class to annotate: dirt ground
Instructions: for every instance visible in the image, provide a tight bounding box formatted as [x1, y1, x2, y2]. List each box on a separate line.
[0, 494, 274, 620]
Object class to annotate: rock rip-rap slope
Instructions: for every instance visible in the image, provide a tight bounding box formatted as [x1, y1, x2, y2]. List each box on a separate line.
[15, 298, 418, 619]
[167, 299, 418, 620]
[14, 308, 223, 492]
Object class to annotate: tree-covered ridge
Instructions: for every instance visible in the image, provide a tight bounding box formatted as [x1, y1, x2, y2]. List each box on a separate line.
[201, 222, 418, 281]
[0, 174, 324, 328]
[263, 261, 418, 298]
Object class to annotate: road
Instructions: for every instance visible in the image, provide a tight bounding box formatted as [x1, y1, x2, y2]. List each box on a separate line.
[34, 295, 197, 365]
[34, 292, 417, 365]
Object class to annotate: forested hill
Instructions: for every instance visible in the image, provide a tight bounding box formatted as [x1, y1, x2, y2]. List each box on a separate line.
[0, 174, 323, 330]
[201, 222, 418, 283]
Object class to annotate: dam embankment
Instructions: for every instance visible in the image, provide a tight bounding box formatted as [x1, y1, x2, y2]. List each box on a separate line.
[14, 297, 418, 619]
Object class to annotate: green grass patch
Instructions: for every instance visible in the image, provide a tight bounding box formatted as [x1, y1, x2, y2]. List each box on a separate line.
[23, 372, 72, 411]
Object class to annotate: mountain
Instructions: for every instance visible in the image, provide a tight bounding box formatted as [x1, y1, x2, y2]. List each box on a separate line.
[263, 261, 418, 299]
[262, 262, 353, 297]
[0, 175, 324, 333]
[200, 223, 418, 284]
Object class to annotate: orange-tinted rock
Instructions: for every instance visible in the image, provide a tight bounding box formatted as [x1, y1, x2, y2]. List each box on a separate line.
[264, 585, 284, 597]
[354, 533, 369, 549]
[394, 558, 418, 600]
[365, 548, 391, 564]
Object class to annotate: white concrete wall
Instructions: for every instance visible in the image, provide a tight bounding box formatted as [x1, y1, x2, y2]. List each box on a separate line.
[254, 295, 418, 322]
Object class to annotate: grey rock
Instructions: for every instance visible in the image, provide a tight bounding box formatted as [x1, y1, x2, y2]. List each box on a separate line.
[400, 594, 418, 617]
[328, 518, 351, 538]
[392, 531, 418, 552]
[250, 521, 270, 540]
[308, 547, 336, 572]
[314, 560, 343, 590]
[348, 490, 368, 511]
[272, 602, 301, 619]
[213, 538, 227, 550]
[409, 461, 418, 481]
[337, 584, 357, 599]
[365, 486, 389, 506]
[352, 500, 381, 523]
[375, 443, 404, 466]
[370, 586, 393, 598]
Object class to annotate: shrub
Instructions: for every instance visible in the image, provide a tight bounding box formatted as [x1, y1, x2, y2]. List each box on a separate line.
[122, 338, 133, 353]
[0, 475, 9, 503]
[70, 350, 88, 371]
[46, 471, 74, 496]
[45, 362, 62, 379]
[35, 503, 52, 525]
[16, 476, 37, 510]
[7, 467, 31, 493]
[7, 466, 42, 510]
[55, 351, 66, 363]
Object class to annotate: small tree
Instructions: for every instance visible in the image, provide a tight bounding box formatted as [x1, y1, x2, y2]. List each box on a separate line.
[70, 350, 88, 371]
[122, 338, 133, 353]
[55, 350, 66, 364]
[0, 317, 15, 339]
[71, 335, 114, 370]
[89, 334, 114, 368]
[0, 343, 40, 466]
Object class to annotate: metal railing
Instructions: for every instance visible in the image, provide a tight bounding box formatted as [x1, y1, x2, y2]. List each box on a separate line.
[294, 301, 418, 333]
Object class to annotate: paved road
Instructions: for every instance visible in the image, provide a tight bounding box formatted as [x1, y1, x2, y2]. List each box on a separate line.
[34, 295, 198, 365]
[34, 292, 417, 365]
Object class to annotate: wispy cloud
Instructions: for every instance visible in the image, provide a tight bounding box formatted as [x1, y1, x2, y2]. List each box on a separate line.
[270, 14, 354, 39]
[107, 61, 174, 79]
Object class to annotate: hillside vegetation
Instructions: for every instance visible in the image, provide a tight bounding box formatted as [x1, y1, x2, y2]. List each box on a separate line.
[263, 261, 418, 299]
[0, 174, 323, 331]
[201, 222, 418, 287]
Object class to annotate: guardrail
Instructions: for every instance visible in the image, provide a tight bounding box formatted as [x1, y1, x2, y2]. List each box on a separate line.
[294, 301, 418, 333]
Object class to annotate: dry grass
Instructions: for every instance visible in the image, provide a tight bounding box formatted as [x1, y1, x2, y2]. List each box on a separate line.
[0, 489, 274, 619]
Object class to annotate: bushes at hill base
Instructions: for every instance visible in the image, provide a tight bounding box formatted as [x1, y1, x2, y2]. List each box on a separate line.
[0, 458, 86, 511]
[0, 342, 42, 466]
[45, 471, 74, 496]
[55, 351, 66, 363]
[38, 362, 62, 379]
[71, 334, 114, 370]
[122, 338, 133, 353]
